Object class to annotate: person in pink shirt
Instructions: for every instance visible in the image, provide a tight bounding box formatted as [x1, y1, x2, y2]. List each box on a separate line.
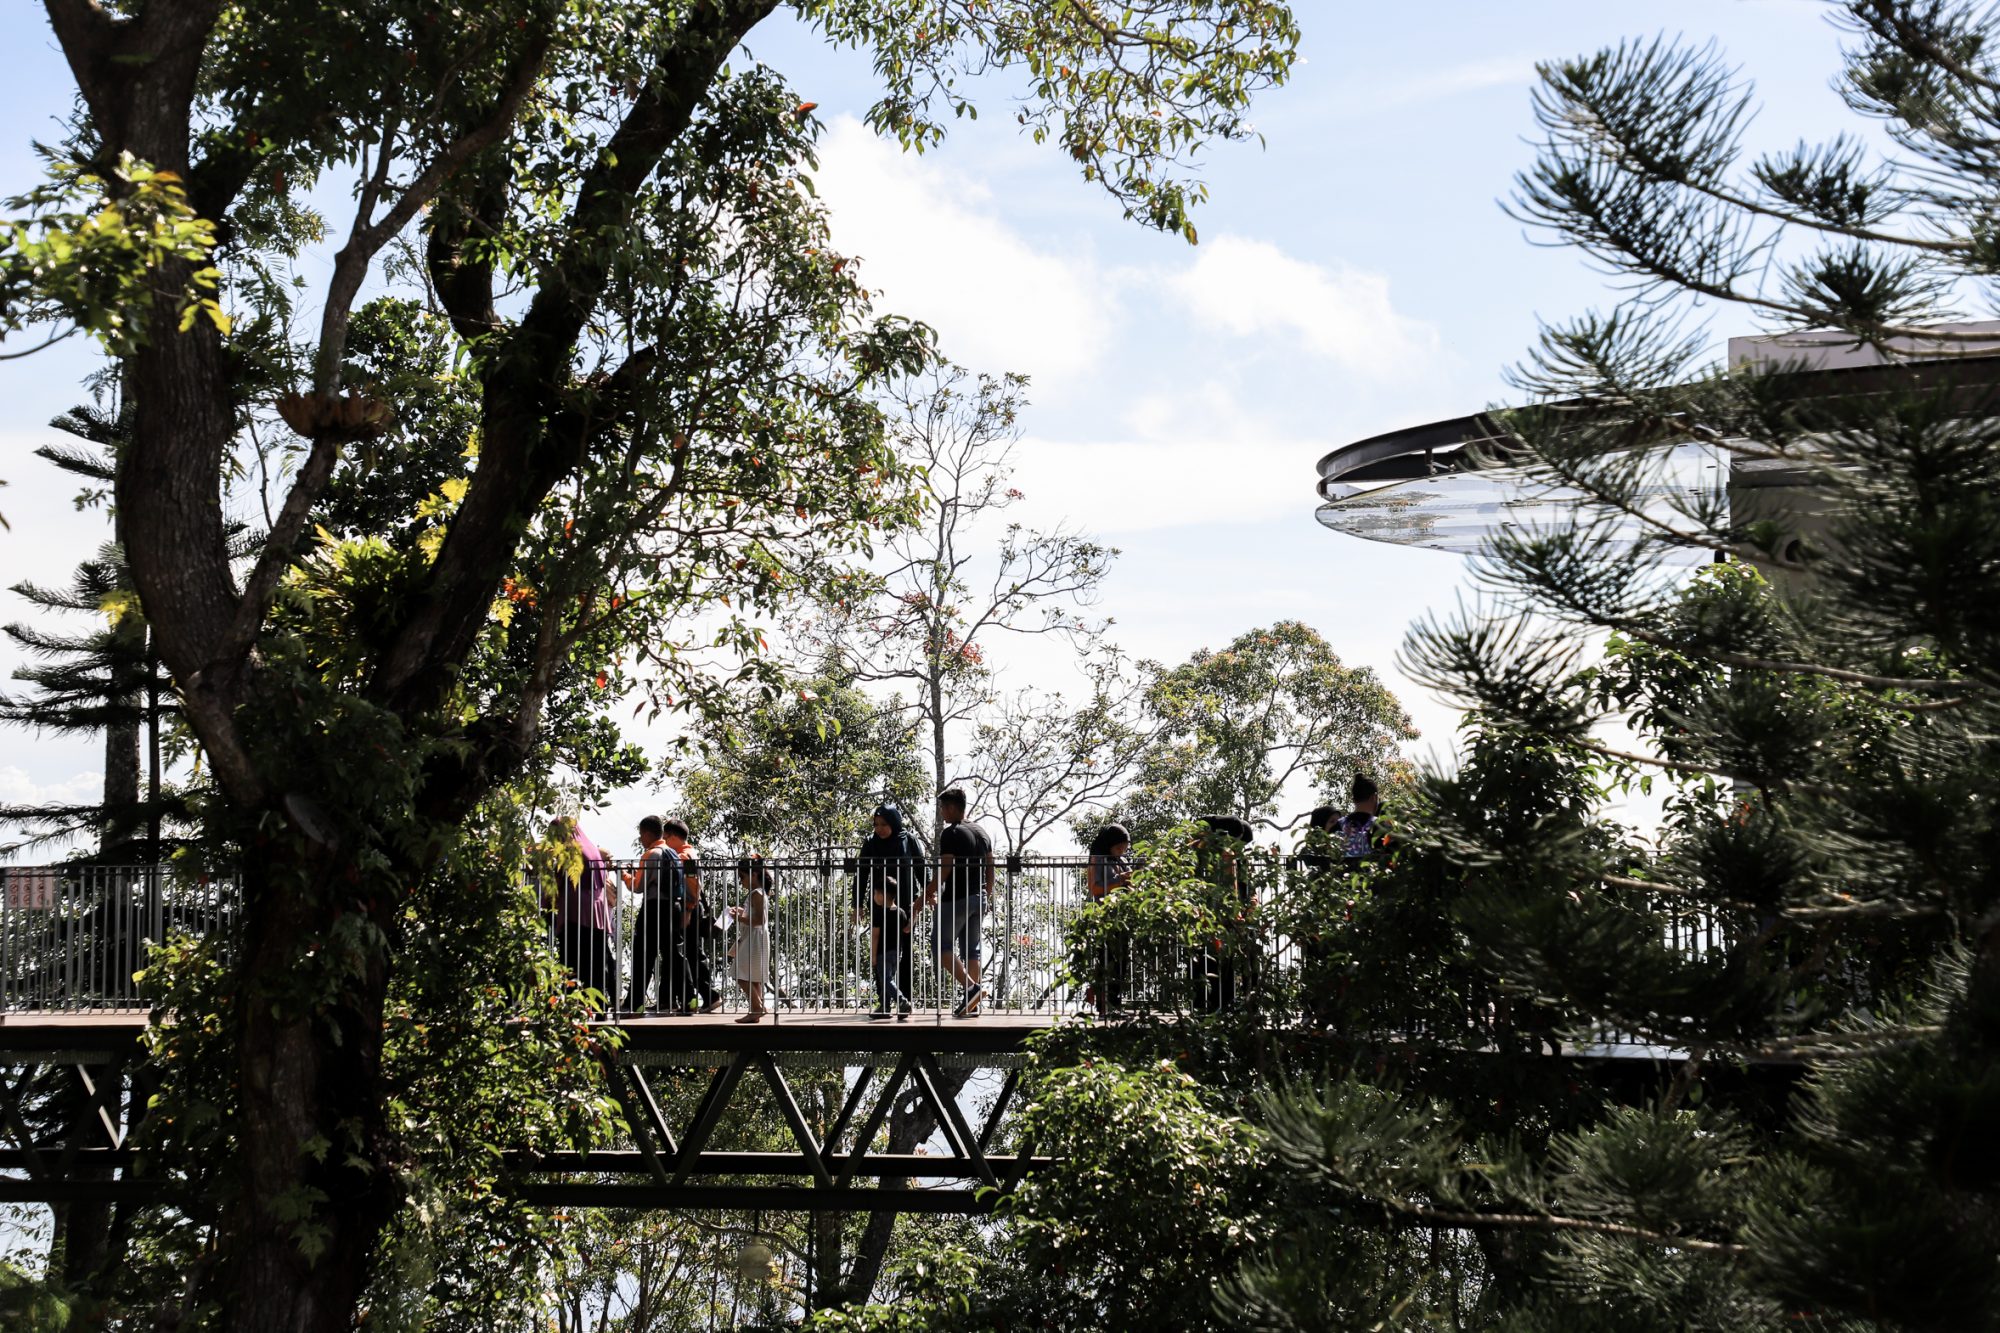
[544, 816, 617, 1006]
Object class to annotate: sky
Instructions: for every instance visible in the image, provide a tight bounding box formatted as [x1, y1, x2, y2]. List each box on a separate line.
[0, 1, 1870, 853]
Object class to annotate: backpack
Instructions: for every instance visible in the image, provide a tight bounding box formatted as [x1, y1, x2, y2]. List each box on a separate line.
[1339, 813, 1377, 860]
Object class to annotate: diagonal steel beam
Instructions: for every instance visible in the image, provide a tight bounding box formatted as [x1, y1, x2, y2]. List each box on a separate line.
[670, 1053, 749, 1186]
[836, 1051, 914, 1189]
[0, 1066, 47, 1180]
[602, 1062, 671, 1186]
[825, 1065, 877, 1155]
[976, 1068, 1020, 1156]
[914, 1054, 995, 1187]
[73, 1062, 126, 1150]
[754, 1053, 834, 1191]
[622, 1060, 679, 1156]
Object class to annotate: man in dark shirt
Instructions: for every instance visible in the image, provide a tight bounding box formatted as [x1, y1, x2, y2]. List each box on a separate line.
[927, 787, 994, 1017]
[623, 815, 690, 1015]
[663, 818, 722, 1014]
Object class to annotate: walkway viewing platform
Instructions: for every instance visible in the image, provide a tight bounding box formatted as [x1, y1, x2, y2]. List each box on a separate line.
[0, 861, 1772, 1215]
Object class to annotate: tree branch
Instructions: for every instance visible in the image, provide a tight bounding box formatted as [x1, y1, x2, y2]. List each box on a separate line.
[313, 25, 553, 394]
[377, 0, 778, 711]
[1375, 1192, 1747, 1256]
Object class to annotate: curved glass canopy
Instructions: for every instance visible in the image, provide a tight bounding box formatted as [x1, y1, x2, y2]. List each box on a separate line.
[1312, 417, 1724, 560]
[1312, 344, 2000, 560]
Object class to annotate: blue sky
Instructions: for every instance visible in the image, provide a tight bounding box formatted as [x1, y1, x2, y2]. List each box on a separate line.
[0, 1, 1864, 849]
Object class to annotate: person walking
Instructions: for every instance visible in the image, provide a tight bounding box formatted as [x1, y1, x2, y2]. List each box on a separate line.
[1334, 774, 1384, 864]
[571, 819, 617, 1001]
[854, 804, 924, 1019]
[665, 818, 723, 1014]
[927, 787, 994, 1017]
[730, 856, 773, 1024]
[1192, 814, 1255, 1013]
[1086, 822, 1134, 1015]
[624, 815, 691, 1015]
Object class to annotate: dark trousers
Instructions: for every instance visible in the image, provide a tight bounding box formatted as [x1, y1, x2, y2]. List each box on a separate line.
[1190, 949, 1239, 1013]
[684, 929, 717, 1006]
[557, 923, 613, 1002]
[627, 900, 690, 1012]
[874, 926, 907, 1011]
[1092, 938, 1128, 1013]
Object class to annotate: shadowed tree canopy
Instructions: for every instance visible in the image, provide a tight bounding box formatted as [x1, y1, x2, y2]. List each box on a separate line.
[674, 666, 928, 852]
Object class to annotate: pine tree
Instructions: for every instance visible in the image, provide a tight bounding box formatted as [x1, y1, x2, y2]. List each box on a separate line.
[1229, 5, 2000, 1328]
[0, 399, 177, 862]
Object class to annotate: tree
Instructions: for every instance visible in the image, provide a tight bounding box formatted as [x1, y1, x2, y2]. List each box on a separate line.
[3, 3, 1300, 1326]
[1, 394, 180, 862]
[1117, 620, 1417, 839]
[1234, 6, 2000, 1327]
[674, 666, 927, 853]
[817, 364, 1117, 816]
[964, 650, 1157, 853]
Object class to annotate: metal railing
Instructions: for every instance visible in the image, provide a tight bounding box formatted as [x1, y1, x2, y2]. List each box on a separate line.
[566, 855, 1102, 1020]
[2, 858, 1734, 1036]
[0, 864, 237, 1011]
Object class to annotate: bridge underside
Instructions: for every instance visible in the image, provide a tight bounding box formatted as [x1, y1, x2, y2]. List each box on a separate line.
[0, 1012, 1800, 1215]
[0, 1013, 1053, 1214]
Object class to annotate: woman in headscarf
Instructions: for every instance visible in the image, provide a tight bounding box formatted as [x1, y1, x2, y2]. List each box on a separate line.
[536, 816, 615, 1006]
[854, 803, 925, 1019]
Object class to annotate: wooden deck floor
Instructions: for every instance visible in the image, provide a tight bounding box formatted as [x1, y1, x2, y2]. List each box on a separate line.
[0, 1008, 1065, 1053]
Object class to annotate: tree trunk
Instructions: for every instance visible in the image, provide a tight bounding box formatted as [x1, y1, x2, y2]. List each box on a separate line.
[845, 1068, 970, 1300]
[218, 850, 397, 1333]
[929, 673, 947, 838]
[98, 605, 144, 861]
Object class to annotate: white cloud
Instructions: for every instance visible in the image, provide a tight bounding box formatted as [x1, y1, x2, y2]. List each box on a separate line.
[1364, 55, 1535, 113]
[0, 766, 98, 808]
[1164, 235, 1440, 379]
[811, 117, 1115, 390]
[1010, 432, 1313, 535]
[0, 765, 98, 857]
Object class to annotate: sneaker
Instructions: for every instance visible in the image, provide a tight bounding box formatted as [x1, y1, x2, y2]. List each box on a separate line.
[951, 983, 986, 1018]
[867, 1009, 891, 1021]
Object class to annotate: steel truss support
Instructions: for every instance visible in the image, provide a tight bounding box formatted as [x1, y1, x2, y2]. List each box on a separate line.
[0, 1038, 150, 1206]
[514, 1044, 1048, 1212]
[0, 1020, 1051, 1215]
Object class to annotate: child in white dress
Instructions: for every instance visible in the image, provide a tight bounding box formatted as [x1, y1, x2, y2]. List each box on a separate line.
[730, 857, 772, 1023]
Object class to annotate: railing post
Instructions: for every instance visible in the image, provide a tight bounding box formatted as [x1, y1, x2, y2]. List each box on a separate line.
[1001, 853, 1020, 1015]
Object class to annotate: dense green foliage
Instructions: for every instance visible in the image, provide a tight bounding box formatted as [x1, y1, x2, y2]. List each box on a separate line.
[674, 666, 928, 851]
[0, 0, 1301, 1326]
[1113, 620, 1417, 840]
